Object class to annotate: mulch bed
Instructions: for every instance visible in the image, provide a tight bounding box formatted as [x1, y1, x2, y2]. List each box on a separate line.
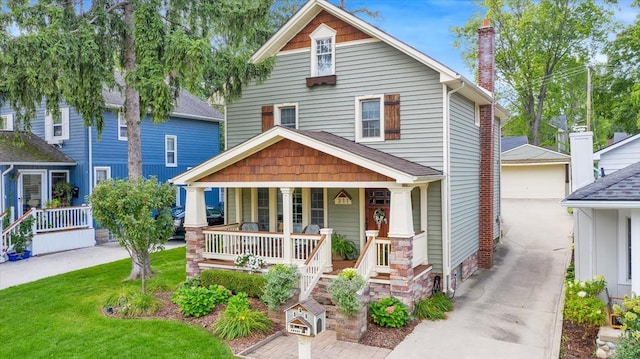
[560, 319, 599, 359]
[359, 315, 420, 349]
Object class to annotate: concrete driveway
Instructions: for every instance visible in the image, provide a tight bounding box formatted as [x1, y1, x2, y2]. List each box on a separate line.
[387, 199, 573, 359]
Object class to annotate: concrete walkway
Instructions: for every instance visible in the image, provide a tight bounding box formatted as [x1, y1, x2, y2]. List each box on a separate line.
[387, 199, 573, 359]
[0, 240, 185, 290]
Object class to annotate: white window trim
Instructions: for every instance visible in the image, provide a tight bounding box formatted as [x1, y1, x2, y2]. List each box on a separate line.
[0, 113, 14, 131]
[618, 210, 632, 285]
[49, 170, 70, 198]
[93, 166, 111, 187]
[475, 103, 481, 127]
[274, 103, 299, 129]
[44, 107, 70, 144]
[118, 112, 128, 141]
[165, 135, 177, 167]
[309, 24, 336, 77]
[355, 95, 385, 143]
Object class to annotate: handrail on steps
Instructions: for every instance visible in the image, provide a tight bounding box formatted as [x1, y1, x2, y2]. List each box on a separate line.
[299, 233, 327, 300]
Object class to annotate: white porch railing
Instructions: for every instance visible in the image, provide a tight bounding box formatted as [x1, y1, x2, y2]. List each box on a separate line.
[202, 228, 323, 264]
[354, 230, 379, 281]
[412, 230, 428, 267]
[33, 206, 93, 233]
[375, 238, 391, 274]
[1, 208, 35, 258]
[299, 232, 329, 300]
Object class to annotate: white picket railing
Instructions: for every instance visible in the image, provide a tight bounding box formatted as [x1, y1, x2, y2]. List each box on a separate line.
[202, 228, 322, 264]
[1, 208, 35, 256]
[375, 238, 391, 274]
[299, 233, 329, 300]
[354, 231, 379, 281]
[33, 206, 93, 233]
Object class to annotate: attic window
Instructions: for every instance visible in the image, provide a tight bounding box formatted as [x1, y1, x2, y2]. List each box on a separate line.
[307, 24, 337, 87]
[118, 112, 128, 141]
[45, 107, 70, 144]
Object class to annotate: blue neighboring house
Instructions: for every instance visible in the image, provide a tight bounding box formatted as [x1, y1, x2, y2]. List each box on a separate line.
[0, 81, 223, 216]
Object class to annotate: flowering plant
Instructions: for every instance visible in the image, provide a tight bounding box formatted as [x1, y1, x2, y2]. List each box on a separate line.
[234, 253, 266, 272]
[562, 275, 607, 326]
[614, 294, 640, 338]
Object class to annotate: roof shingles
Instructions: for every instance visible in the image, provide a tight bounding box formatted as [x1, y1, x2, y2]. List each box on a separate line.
[0, 131, 76, 164]
[565, 161, 640, 201]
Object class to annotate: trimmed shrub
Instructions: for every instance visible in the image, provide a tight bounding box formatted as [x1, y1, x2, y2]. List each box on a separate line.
[214, 293, 272, 340]
[261, 264, 300, 311]
[200, 269, 266, 298]
[369, 296, 411, 328]
[563, 275, 607, 327]
[328, 268, 366, 317]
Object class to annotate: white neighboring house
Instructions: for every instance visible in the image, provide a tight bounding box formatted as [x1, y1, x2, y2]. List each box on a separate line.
[501, 144, 570, 199]
[594, 132, 640, 176]
[561, 131, 640, 297]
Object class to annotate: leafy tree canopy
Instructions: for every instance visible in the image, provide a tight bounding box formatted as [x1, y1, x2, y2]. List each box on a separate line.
[453, 0, 614, 146]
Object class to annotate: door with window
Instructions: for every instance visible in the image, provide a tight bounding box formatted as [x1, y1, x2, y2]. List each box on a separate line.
[366, 188, 390, 237]
[18, 170, 46, 214]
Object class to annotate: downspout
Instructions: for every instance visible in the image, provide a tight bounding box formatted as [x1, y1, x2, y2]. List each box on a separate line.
[1, 165, 15, 212]
[88, 126, 93, 197]
[442, 81, 465, 295]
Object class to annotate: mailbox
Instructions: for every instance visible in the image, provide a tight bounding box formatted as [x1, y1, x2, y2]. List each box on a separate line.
[285, 298, 326, 337]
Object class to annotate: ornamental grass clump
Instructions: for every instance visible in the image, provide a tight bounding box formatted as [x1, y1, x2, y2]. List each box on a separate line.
[562, 275, 607, 327]
[369, 296, 411, 328]
[214, 293, 272, 340]
[102, 287, 161, 317]
[328, 268, 366, 317]
[413, 292, 454, 321]
[261, 264, 300, 311]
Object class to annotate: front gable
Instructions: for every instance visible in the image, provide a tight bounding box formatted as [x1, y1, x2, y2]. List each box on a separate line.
[281, 10, 370, 51]
[196, 138, 393, 183]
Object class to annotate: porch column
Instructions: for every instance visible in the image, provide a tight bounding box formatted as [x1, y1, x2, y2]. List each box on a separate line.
[184, 186, 207, 278]
[321, 228, 333, 272]
[388, 187, 415, 309]
[235, 187, 242, 224]
[420, 184, 428, 264]
[281, 187, 293, 263]
[632, 209, 640, 295]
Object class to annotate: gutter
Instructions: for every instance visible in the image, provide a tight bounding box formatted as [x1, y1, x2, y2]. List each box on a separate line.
[442, 81, 465, 295]
[560, 200, 640, 209]
[1, 165, 14, 212]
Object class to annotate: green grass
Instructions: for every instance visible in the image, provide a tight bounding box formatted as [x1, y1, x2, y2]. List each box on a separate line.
[0, 247, 236, 358]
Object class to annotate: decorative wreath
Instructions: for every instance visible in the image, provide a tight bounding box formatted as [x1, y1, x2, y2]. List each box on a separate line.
[373, 208, 387, 227]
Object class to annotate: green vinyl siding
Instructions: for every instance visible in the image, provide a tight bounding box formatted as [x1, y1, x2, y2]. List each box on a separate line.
[326, 188, 361, 249]
[242, 188, 252, 222]
[427, 181, 443, 272]
[449, 93, 480, 268]
[227, 40, 444, 170]
[227, 188, 237, 223]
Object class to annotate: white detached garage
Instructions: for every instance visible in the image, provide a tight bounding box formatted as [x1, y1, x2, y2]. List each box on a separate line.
[501, 144, 571, 199]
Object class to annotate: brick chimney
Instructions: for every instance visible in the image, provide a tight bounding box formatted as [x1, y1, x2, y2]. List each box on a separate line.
[478, 19, 495, 269]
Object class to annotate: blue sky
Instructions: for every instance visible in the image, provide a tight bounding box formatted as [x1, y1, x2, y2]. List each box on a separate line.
[337, 0, 640, 80]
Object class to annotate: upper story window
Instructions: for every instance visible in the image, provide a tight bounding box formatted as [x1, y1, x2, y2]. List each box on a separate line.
[118, 112, 127, 141]
[355, 95, 384, 142]
[45, 107, 70, 144]
[310, 24, 336, 77]
[0, 114, 14, 131]
[275, 103, 298, 129]
[94, 166, 111, 187]
[165, 135, 177, 167]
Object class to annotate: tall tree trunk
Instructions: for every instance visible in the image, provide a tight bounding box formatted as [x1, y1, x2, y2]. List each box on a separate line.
[124, 2, 142, 182]
[128, 251, 153, 283]
[123, 2, 146, 280]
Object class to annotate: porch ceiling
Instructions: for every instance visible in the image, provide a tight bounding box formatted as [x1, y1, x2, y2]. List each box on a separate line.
[171, 127, 443, 187]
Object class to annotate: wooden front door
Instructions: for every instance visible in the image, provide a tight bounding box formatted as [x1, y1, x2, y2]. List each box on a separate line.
[366, 188, 390, 238]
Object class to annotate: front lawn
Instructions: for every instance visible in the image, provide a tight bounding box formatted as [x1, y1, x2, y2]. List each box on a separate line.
[0, 247, 236, 359]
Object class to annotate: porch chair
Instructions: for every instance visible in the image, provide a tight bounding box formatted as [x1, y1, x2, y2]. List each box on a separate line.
[295, 224, 322, 259]
[605, 287, 624, 329]
[240, 222, 260, 248]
